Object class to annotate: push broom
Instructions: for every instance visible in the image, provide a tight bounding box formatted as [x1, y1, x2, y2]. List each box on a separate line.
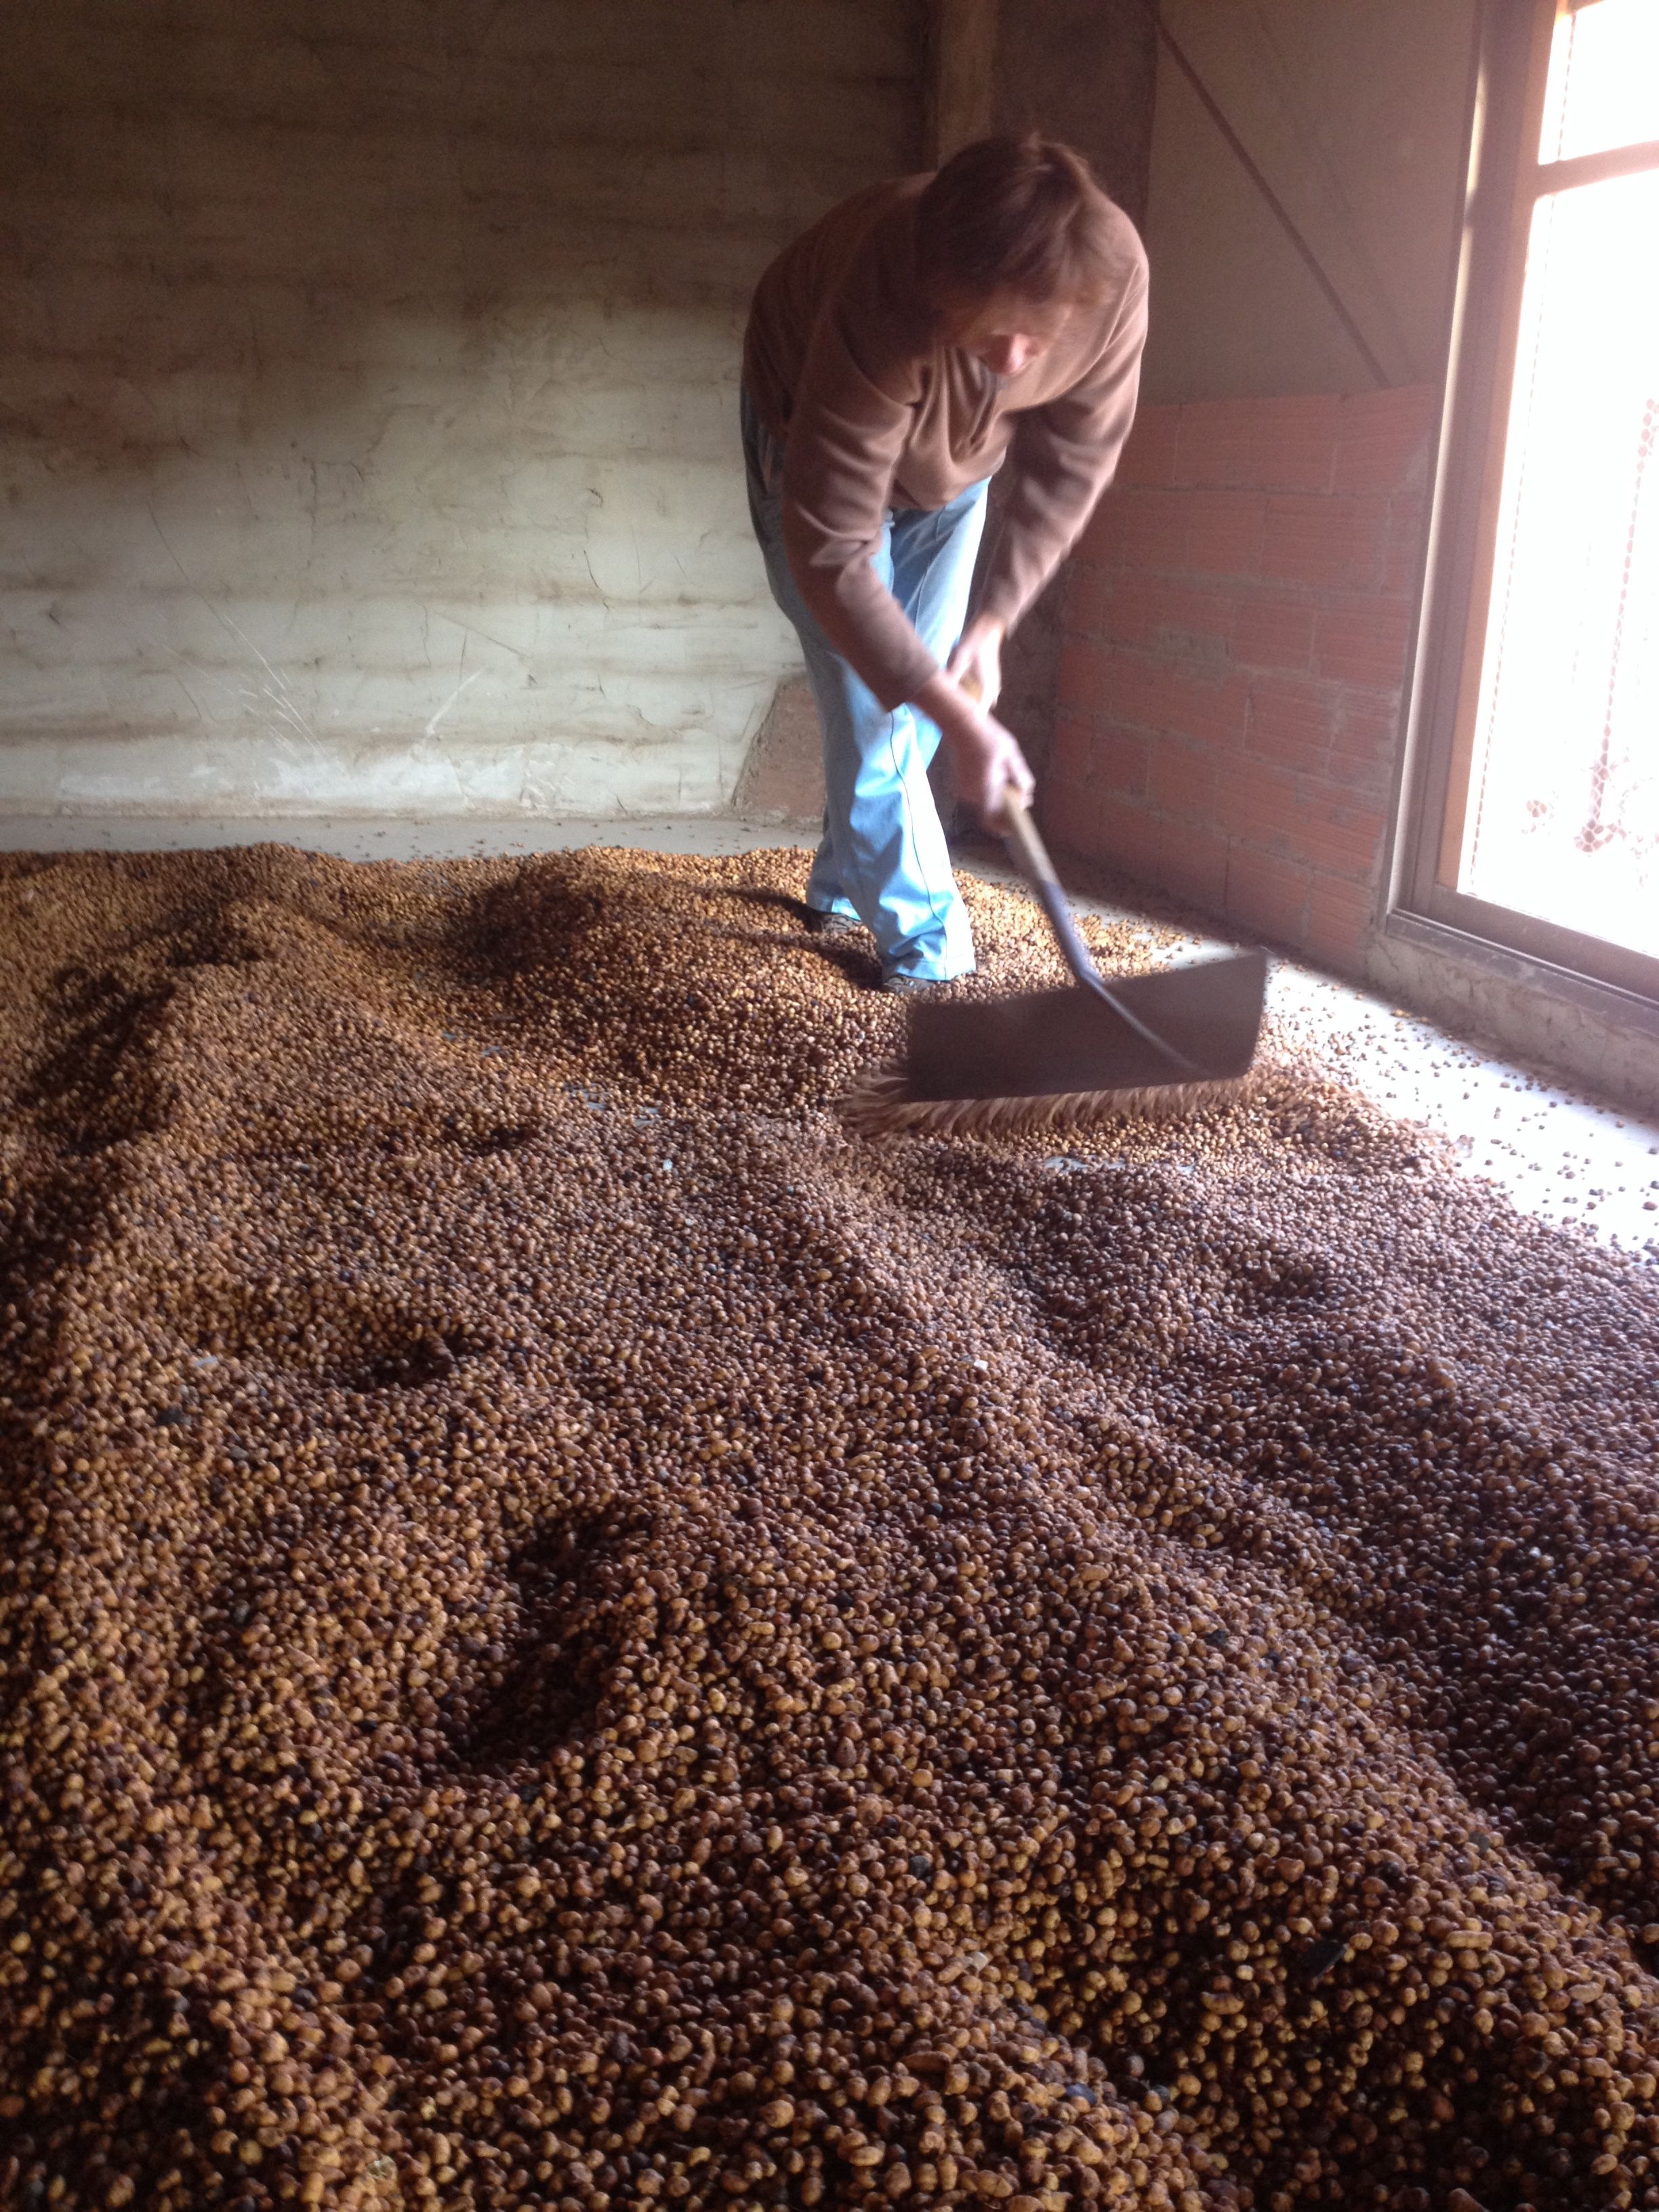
[844, 794, 1268, 1136]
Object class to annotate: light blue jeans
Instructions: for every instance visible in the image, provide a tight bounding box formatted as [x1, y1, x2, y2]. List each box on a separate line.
[742, 387, 988, 981]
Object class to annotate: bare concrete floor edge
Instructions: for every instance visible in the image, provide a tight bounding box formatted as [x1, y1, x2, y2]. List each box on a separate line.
[5, 812, 1656, 1262]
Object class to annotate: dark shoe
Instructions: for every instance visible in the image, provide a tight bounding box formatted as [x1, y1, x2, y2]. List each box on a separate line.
[806, 908, 864, 939]
[881, 972, 951, 996]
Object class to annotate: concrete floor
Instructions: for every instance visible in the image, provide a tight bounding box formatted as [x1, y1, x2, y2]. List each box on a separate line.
[955, 846, 1659, 1267]
[7, 811, 1657, 1265]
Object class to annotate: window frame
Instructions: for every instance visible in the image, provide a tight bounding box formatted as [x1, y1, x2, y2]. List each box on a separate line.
[1391, 0, 1659, 1021]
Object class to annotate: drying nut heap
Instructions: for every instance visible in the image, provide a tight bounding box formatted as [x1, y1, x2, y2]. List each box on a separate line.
[1, 842, 1657, 2212]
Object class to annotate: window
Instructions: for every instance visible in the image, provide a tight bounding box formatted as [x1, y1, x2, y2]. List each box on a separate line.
[1401, 0, 1659, 1012]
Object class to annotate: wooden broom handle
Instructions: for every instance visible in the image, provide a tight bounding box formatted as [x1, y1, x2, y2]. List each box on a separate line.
[997, 794, 1202, 1077]
[997, 794, 1105, 991]
[954, 673, 1089, 968]
[956, 669, 1200, 1075]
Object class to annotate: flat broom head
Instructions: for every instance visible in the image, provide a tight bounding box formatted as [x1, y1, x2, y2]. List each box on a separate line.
[843, 949, 1269, 1138]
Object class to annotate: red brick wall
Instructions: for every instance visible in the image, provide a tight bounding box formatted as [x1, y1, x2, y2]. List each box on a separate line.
[1048, 385, 1438, 969]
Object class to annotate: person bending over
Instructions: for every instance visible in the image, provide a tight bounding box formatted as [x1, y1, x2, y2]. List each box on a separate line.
[741, 132, 1148, 991]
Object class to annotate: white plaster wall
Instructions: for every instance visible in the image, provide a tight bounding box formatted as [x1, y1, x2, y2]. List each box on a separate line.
[0, 1, 920, 819]
[1142, 0, 1479, 403]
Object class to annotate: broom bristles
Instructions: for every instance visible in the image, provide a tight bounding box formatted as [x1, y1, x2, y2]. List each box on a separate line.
[840, 1063, 1255, 1138]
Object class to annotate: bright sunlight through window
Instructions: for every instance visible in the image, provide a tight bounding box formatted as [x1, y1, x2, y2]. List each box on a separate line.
[1454, 0, 1659, 964]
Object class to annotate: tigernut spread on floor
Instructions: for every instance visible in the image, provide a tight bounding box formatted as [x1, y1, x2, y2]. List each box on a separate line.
[3, 840, 1658, 2212]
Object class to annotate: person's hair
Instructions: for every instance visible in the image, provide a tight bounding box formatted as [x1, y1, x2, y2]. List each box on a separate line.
[914, 134, 1120, 310]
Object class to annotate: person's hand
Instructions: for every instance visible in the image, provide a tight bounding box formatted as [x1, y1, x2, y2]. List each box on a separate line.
[915, 668, 1035, 830]
[945, 614, 1006, 712]
[951, 708, 1035, 828]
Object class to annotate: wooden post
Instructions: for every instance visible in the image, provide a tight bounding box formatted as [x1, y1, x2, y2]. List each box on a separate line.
[927, 0, 1000, 166]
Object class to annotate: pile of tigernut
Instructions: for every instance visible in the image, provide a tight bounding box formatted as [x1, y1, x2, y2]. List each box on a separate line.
[2, 842, 1658, 2212]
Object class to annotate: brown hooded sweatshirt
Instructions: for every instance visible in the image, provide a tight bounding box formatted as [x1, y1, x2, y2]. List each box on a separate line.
[741, 172, 1149, 712]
